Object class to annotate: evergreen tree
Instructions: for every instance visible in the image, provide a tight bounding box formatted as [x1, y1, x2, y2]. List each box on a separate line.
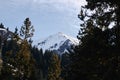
[14, 40, 36, 79]
[20, 18, 34, 40]
[0, 23, 4, 74]
[0, 23, 9, 75]
[1, 18, 36, 79]
[1, 50, 17, 80]
[65, 0, 120, 80]
[14, 18, 36, 79]
[47, 53, 62, 80]
[13, 27, 20, 41]
[0, 23, 4, 28]
[31, 46, 44, 80]
[0, 28, 20, 79]
[85, 0, 120, 46]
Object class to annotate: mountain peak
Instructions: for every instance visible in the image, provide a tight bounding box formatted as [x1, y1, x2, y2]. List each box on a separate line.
[55, 32, 67, 37]
[57, 32, 67, 36]
[37, 32, 79, 54]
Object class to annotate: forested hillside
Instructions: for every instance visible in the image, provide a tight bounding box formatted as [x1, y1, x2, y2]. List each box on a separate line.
[0, 0, 120, 80]
[0, 18, 63, 80]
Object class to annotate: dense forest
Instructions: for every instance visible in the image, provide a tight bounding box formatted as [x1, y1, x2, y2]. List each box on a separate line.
[0, 18, 62, 80]
[0, 0, 120, 80]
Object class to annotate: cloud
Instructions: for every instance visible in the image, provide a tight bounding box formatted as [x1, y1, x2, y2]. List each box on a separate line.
[33, 0, 86, 6]
[4, 0, 86, 11]
[0, 0, 87, 15]
[32, 0, 87, 10]
[0, 0, 87, 39]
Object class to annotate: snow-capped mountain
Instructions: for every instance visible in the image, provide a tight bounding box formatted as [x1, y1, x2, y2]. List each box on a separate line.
[0, 28, 13, 41]
[37, 32, 79, 55]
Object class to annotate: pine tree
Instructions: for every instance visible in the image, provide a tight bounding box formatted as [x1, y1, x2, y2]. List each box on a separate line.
[31, 46, 44, 80]
[14, 40, 35, 79]
[13, 18, 36, 79]
[0, 23, 4, 74]
[0, 32, 19, 79]
[0, 23, 4, 28]
[13, 27, 20, 41]
[47, 53, 62, 80]
[1, 50, 16, 80]
[65, 0, 120, 80]
[0, 23, 8, 75]
[85, 0, 120, 46]
[0, 18, 36, 79]
[20, 18, 34, 40]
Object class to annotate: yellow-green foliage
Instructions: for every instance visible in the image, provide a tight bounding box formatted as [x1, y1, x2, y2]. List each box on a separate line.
[47, 53, 61, 80]
[14, 40, 35, 79]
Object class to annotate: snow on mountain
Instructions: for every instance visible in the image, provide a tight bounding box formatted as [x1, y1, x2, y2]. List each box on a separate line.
[0, 28, 13, 40]
[0, 28, 7, 35]
[37, 32, 79, 54]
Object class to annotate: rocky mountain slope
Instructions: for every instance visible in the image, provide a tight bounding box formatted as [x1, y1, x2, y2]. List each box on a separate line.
[37, 32, 79, 55]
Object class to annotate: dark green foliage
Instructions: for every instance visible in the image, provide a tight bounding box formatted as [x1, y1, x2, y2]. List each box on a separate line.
[0, 23, 4, 29]
[31, 46, 44, 66]
[0, 18, 64, 80]
[46, 52, 61, 80]
[20, 18, 34, 40]
[13, 18, 36, 79]
[13, 40, 35, 79]
[43, 50, 54, 78]
[66, 29, 112, 80]
[1, 39, 45, 80]
[1, 50, 17, 80]
[84, 0, 120, 46]
[0, 27, 20, 79]
[65, 0, 120, 80]
[0, 18, 36, 80]
[13, 27, 20, 41]
[31, 46, 44, 80]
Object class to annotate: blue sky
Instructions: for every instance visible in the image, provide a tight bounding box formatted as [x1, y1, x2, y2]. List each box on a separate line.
[0, 0, 86, 41]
